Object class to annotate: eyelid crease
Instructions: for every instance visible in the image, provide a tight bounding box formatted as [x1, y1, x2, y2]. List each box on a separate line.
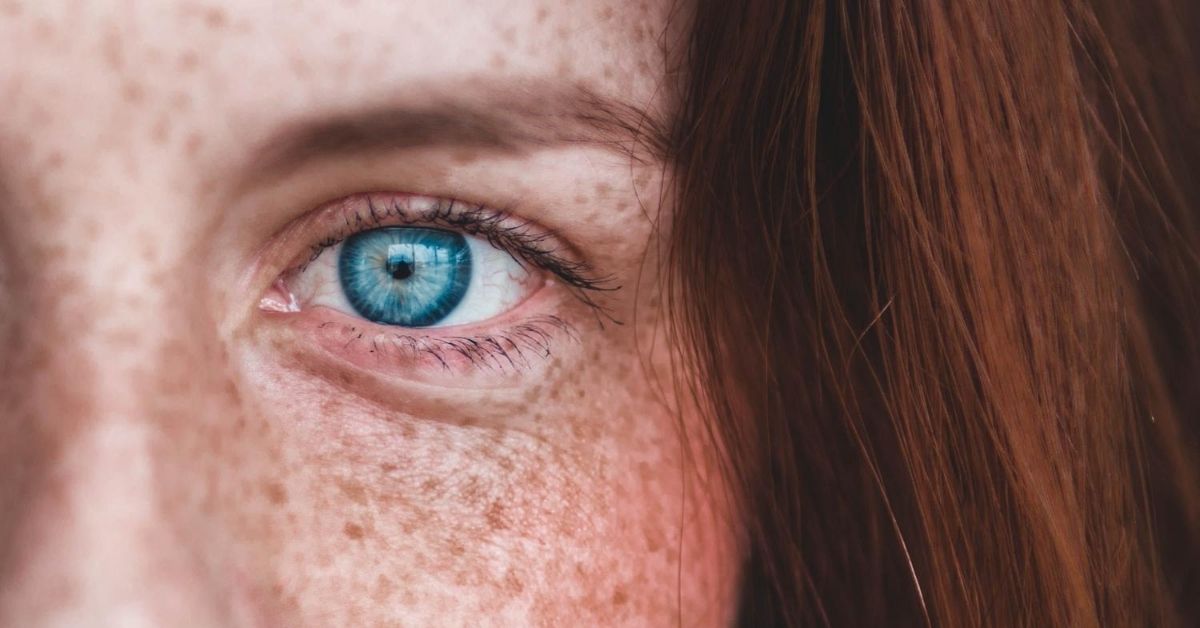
[292, 193, 621, 321]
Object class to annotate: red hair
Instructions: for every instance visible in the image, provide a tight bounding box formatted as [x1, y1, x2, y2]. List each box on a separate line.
[668, 1, 1200, 624]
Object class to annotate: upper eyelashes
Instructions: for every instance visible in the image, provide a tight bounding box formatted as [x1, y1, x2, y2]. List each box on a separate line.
[301, 195, 613, 294]
[264, 193, 614, 331]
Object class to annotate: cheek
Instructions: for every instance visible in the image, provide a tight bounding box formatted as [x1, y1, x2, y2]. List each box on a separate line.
[214, 329, 739, 626]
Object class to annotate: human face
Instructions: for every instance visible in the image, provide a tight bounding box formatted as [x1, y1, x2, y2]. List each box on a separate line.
[0, 1, 741, 626]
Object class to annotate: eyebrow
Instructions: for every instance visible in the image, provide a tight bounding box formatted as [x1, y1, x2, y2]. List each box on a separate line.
[242, 84, 671, 184]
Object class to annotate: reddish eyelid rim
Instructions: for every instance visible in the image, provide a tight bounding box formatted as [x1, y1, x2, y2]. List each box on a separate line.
[268, 271, 557, 337]
[258, 281, 573, 381]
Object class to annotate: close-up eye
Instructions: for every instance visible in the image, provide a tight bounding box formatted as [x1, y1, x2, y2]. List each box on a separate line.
[287, 225, 541, 329]
[254, 194, 604, 376]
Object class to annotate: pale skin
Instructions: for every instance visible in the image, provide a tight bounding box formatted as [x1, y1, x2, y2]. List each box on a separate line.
[0, 1, 741, 627]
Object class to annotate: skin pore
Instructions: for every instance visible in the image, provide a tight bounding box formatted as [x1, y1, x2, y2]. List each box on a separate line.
[0, 1, 740, 626]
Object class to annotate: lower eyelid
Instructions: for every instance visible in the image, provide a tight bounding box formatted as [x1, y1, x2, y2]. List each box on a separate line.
[260, 287, 579, 384]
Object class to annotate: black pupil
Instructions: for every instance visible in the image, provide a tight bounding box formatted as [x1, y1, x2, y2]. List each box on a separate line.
[387, 258, 414, 280]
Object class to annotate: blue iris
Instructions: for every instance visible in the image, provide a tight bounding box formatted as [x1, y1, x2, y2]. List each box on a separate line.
[337, 227, 472, 327]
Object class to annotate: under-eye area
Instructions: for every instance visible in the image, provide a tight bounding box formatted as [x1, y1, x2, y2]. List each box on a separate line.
[255, 192, 604, 381]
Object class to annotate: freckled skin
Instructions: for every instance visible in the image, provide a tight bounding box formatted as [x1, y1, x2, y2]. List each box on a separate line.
[0, 1, 740, 627]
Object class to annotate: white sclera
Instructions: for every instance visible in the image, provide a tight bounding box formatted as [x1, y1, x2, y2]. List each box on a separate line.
[290, 231, 541, 328]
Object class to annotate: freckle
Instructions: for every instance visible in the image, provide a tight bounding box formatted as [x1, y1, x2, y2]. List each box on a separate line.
[223, 379, 242, 407]
[342, 521, 364, 540]
[485, 500, 507, 531]
[603, 66, 615, 80]
[503, 568, 524, 594]
[489, 52, 507, 70]
[288, 56, 312, 78]
[448, 539, 466, 556]
[460, 476, 485, 504]
[643, 520, 665, 552]
[420, 477, 441, 493]
[151, 116, 171, 145]
[611, 587, 628, 606]
[204, 7, 228, 29]
[44, 151, 64, 171]
[372, 575, 395, 602]
[500, 26, 517, 45]
[535, 7, 549, 23]
[380, 463, 397, 473]
[263, 481, 288, 505]
[336, 477, 368, 505]
[177, 51, 199, 73]
[598, 6, 615, 21]
[169, 92, 193, 112]
[184, 133, 204, 157]
[122, 81, 145, 103]
[102, 30, 124, 71]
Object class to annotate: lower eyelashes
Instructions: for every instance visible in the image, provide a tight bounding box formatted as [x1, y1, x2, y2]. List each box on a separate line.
[338, 227, 473, 327]
[310, 314, 578, 374]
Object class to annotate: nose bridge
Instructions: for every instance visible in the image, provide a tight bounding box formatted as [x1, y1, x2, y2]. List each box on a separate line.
[0, 189, 234, 626]
[0, 8, 249, 624]
[6, 183, 187, 427]
[0, 420, 228, 627]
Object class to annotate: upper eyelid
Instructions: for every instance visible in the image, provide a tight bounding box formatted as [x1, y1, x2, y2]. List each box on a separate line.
[298, 195, 566, 273]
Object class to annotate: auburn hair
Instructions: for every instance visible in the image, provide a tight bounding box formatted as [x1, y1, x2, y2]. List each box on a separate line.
[666, 0, 1200, 625]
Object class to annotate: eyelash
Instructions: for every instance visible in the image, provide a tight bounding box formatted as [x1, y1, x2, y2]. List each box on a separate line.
[298, 195, 616, 313]
[276, 194, 614, 372]
[316, 315, 578, 371]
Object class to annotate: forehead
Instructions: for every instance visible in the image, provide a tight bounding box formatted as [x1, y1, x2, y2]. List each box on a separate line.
[0, 0, 674, 166]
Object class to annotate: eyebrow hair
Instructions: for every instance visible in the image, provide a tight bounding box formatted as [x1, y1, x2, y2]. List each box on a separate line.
[242, 83, 672, 184]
